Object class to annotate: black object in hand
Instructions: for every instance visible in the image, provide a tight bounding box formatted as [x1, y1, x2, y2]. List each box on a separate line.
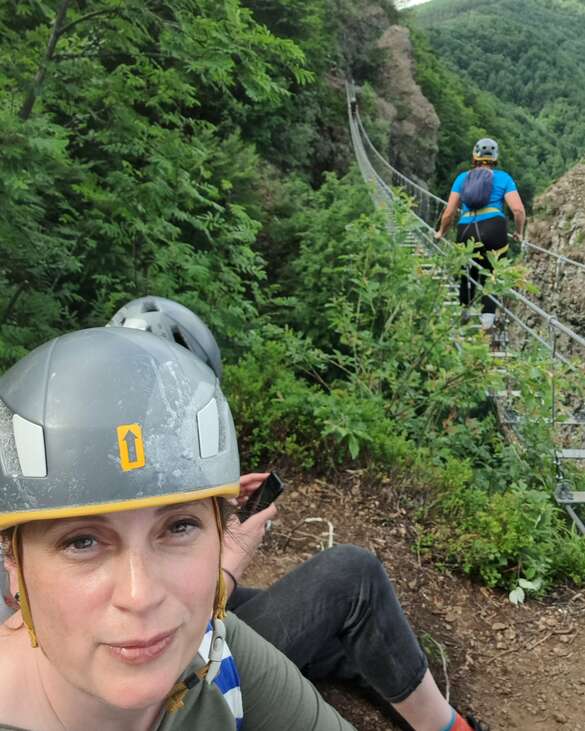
[239, 472, 284, 521]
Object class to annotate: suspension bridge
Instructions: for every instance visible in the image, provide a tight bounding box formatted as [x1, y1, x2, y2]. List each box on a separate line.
[346, 82, 585, 533]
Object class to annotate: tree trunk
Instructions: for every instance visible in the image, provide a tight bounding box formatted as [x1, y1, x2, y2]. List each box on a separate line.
[19, 0, 72, 121]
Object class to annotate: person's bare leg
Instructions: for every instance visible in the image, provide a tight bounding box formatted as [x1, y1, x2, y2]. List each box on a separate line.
[392, 671, 452, 730]
[393, 670, 476, 731]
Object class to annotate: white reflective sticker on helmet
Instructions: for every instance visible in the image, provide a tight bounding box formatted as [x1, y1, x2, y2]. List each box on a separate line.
[12, 414, 47, 478]
[197, 398, 219, 459]
[123, 317, 149, 331]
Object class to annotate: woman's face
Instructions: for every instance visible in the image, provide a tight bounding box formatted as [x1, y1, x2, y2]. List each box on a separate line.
[16, 499, 220, 711]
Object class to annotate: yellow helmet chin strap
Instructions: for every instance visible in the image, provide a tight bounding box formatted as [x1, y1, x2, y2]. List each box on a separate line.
[166, 496, 227, 713]
[12, 526, 38, 648]
[212, 497, 228, 621]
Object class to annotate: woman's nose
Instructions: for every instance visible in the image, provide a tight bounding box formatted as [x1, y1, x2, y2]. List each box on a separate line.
[110, 549, 165, 614]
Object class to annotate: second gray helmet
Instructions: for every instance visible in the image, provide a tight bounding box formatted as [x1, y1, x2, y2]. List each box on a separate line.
[473, 138, 499, 162]
[108, 296, 222, 380]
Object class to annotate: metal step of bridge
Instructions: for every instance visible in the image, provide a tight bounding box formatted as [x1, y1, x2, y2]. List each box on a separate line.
[490, 351, 517, 359]
[403, 234, 419, 247]
[500, 412, 585, 427]
[557, 415, 585, 426]
[555, 490, 585, 505]
[495, 390, 522, 398]
[557, 449, 585, 460]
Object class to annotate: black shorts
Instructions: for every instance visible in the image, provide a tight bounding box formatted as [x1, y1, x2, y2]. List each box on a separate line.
[456, 215, 508, 251]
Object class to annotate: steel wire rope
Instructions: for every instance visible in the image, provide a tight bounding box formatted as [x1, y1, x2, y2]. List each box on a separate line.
[355, 113, 446, 215]
[520, 239, 585, 274]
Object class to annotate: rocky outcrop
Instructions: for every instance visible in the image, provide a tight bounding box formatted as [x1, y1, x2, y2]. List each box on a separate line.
[371, 25, 440, 184]
[342, 2, 440, 186]
[525, 162, 585, 335]
[378, 25, 440, 186]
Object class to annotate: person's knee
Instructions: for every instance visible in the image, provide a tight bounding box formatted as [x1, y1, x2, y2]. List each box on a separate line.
[324, 544, 386, 585]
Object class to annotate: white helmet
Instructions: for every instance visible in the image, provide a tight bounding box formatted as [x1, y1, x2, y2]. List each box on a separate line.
[473, 138, 499, 162]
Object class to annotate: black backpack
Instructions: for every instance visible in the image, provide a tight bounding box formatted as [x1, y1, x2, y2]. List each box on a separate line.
[460, 167, 493, 211]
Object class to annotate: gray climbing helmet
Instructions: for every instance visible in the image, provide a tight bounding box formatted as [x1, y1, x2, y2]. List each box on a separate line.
[473, 137, 499, 162]
[108, 296, 222, 380]
[0, 327, 239, 530]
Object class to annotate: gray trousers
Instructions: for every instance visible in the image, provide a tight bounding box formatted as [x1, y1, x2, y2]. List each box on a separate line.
[228, 544, 428, 704]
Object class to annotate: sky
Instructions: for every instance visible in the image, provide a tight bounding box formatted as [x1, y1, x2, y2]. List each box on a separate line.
[395, 0, 433, 8]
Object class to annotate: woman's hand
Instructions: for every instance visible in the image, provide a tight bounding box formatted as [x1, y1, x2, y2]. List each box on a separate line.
[230, 472, 270, 508]
[222, 503, 277, 594]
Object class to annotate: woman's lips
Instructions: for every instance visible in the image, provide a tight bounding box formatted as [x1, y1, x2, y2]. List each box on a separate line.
[105, 629, 177, 664]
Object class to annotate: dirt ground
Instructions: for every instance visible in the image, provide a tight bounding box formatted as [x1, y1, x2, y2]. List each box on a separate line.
[243, 473, 585, 730]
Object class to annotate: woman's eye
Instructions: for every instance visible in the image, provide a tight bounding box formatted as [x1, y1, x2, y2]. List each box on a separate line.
[168, 519, 200, 536]
[63, 535, 97, 552]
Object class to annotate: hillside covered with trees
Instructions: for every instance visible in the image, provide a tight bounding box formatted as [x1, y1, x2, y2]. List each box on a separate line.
[1, 0, 394, 364]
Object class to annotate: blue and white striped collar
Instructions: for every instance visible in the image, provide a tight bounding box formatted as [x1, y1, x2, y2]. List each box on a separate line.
[198, 620, 243, 730]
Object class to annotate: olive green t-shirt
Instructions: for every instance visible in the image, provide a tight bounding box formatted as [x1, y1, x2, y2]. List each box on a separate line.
[0, 613, 356, 731]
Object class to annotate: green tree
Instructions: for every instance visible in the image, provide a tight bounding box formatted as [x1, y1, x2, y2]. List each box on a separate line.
[0, 0, 312, 366]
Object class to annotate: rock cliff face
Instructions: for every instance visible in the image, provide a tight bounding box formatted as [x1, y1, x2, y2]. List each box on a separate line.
[525, 162, 585, 335]
[345, 3, 440, 185]
[374, 25, 440, 183]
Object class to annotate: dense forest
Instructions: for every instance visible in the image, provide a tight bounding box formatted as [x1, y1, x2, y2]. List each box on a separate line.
[412, 0, 585, 197]
[2, 0, 585, 595]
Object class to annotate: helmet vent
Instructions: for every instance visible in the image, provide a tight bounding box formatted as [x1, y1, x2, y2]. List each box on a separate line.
[142, 300, 160, 313]
[0, 400, 22, 477]
[171, 327, 189, 350]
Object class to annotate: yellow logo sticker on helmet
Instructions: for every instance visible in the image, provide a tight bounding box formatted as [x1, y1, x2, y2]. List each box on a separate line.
[117, 424, 146, 472]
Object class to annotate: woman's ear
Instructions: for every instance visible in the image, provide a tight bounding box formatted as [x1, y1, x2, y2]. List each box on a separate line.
[2, 553, 19, 600]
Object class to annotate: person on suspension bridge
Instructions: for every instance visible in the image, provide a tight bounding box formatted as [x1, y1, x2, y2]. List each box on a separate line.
[434, 138, 526, 329]
[25, 295, 491, 731]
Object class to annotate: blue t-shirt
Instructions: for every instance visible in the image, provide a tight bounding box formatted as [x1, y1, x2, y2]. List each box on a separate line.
[451, 169, 517, 224]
